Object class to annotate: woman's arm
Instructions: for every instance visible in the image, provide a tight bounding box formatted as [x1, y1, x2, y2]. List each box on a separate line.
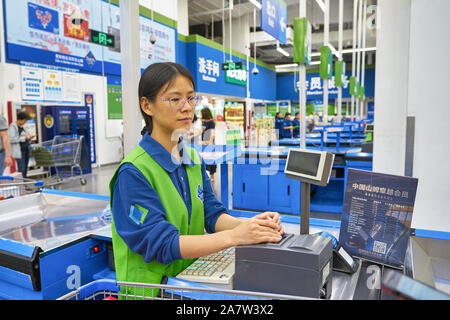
[179, 211, 283, 260]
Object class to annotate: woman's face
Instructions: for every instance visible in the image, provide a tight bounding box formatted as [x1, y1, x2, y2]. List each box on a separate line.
[142, 74, 195, 137]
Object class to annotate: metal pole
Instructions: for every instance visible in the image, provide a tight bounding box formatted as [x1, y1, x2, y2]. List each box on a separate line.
[120, 0, 141, 155]
[300, 182, 310, 234]
[322, 0, 329, 125]
[299, 0, 307, 150]
[356, 0, 363, 120]
[360, 0, 367, 119]
[337, 0, 343, 123]
[351, 0, 358, 122]
[229, 0, 233, 61]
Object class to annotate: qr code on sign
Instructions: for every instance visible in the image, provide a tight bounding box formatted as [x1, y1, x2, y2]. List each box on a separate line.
[373, 241, 387, 254]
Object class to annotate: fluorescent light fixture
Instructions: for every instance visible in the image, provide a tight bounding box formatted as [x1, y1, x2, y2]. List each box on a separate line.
[275, 63, 298, 69]
[276, 41, 289, 57]
[310, 47, 376, 57]
[315, 0, 326, 13]
[248, 0, 262, 10]
[277, 47, 290, 57]
[342, 46, 377, 54]
[310, 60, 321, 65]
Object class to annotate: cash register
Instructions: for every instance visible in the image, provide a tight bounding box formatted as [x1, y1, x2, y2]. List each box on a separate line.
[234, 149, 336, 299]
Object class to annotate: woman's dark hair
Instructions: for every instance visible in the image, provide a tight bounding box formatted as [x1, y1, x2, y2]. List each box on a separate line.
[192, 114, 198, 123]
[284, 112, 291, 118]
[275, 111, 281, 118]
[17, 111, 30, 121]
[138, 62, 195, 134]
[201, 107, 213, 121]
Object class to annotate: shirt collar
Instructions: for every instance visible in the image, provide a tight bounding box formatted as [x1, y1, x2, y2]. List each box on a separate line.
[139, 133, 195, 172]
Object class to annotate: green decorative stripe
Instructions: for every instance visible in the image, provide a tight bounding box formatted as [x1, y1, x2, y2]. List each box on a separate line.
[178, 34, 275, 71]
[108, 0, 177, 29]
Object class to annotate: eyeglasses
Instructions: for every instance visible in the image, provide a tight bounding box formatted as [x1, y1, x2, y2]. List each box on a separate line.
[160, 95, 200, 110]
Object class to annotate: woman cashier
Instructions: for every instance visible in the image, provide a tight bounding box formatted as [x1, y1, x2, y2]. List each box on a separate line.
[110, 62, 283, 296]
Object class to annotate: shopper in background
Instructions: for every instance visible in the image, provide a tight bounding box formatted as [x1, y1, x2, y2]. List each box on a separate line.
[281, 112, 294, 139]
[0, 114, 12, 175]
[110, 62, 283, 296]
[9, 111, 33, 178]
[293, 112, 300, 138]
[274, 111, 284, 139]
[307, 111, 319, 132]
[200, 107, 217, 183]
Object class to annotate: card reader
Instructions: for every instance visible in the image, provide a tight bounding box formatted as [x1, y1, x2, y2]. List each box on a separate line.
[234, 233, 333, 299]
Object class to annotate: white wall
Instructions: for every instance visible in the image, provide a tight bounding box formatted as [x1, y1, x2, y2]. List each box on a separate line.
[373, 0, 411, 176]
[139, 0, 177, 21]
[177, 0, 189, 36]
[374, 0, 450, 233]
[407, 0, 450, 233]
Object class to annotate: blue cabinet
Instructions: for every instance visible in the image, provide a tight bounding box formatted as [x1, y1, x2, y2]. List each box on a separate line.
[233, 164, 269, 211]
[232, 161, 300, 214]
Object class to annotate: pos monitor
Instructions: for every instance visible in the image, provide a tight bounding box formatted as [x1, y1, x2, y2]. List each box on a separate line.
[284, 149, 334, 186]
[284, 149, 335, 234]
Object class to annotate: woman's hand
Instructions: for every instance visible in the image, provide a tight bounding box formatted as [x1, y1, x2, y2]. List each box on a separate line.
[254, 211, 284, 235]
[228, 212, 283, 246]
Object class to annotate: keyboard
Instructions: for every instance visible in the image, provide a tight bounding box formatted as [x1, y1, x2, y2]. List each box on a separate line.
[176, 247, 235, 290]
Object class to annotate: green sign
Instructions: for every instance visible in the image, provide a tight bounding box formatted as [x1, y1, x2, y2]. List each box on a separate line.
[222, 61, 243, 70]
[319, 46, 333, 79]
[293, 17, 311, 65]
[350, 76, 356, 95]
[90, 29, 115, 48]
[225, 67, 247, 86]
[107, 84, 122, 119]
[266, 104, 277, 116]
[335, 60, 345, 87]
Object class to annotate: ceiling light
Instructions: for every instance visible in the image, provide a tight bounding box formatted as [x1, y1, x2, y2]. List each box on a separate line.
[248, 0, 262, 10]
[276, 41, 289, 57]
[314, 0, 326, 13]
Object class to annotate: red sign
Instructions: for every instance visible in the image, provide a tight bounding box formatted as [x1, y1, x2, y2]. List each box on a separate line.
[63, 13, 89, 42]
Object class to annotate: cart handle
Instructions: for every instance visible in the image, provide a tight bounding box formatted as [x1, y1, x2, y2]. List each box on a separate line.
[77, 279, 121, 300]
[0, 176, 44, 187]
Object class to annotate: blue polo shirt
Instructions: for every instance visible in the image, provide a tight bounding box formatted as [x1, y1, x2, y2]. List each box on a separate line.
[112, 133, 226, 265]
[281, 119, 293, 138]
[275, 117, 284, 133]
[293, 119, 300, 137]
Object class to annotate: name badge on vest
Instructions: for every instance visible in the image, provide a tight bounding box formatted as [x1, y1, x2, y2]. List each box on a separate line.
[197, 184, 204, 203]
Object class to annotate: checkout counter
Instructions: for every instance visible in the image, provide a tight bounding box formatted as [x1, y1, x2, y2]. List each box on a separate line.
[0, 147, 448, 300]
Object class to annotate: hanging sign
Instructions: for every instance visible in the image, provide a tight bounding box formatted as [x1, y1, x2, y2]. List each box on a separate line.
[261, 0, 287, 44]
[89, 29, 115, 48]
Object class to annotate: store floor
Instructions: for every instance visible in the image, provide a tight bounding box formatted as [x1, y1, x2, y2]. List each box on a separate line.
[53, 163, 342, 222]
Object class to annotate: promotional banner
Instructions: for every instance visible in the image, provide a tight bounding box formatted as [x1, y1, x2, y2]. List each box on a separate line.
[293, 17, 311, 65]
[84, 93, 96, 164]
[20, 62, 81, 103]
[261, 0, 287, 44]
[339, 169, 419, 268]
[4, 0, 176, 76]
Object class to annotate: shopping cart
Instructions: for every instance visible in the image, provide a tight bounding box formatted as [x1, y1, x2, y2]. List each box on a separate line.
[58, 278, 311, 300]
[30, 135, 87, 187]
[0, 175, 44, 200]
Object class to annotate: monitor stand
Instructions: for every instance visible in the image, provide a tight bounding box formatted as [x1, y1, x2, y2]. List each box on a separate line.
[300, 182, 310, 234]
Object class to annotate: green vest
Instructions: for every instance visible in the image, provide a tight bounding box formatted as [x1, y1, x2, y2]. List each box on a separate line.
[109, 145, 205, 299]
